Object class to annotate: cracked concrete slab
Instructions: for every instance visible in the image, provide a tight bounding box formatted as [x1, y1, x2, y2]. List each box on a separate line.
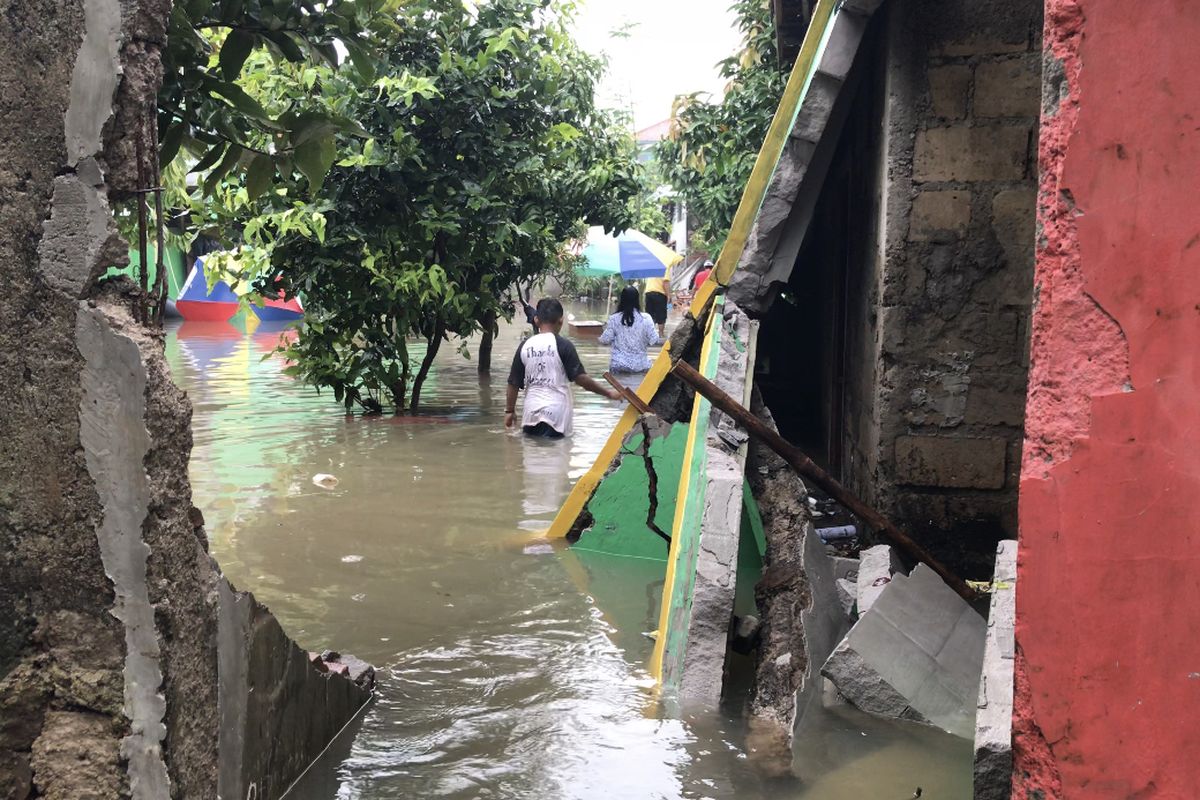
[822, 564, 986, 739]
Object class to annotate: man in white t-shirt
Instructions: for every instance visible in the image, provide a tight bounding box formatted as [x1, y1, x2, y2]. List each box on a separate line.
[505, 298, 620, 437]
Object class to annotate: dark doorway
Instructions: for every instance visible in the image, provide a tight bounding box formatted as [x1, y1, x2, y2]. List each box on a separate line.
[753, 41, 881, 484]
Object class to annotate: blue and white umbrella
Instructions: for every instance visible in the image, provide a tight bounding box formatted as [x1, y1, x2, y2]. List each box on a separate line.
[577, 226, 683, 279]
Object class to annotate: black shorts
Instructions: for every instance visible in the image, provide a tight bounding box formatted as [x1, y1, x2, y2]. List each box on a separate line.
[645, 291, 668, 325]
[523, 421, 565, 439]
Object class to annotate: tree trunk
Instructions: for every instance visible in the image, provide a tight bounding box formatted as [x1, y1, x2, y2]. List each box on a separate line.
[477, 312, 496, 373]
[409, 322, 444, 414]
[389, 381, 407, 413]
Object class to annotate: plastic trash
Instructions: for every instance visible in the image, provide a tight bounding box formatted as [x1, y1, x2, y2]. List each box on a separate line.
[816, 524, 857, 542]
[312, 473, 339, 489]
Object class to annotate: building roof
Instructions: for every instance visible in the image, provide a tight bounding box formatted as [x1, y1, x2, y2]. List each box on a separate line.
[635, 118, 673, 144]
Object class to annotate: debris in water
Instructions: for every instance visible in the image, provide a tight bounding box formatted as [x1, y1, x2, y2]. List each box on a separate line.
[816, 524, 857, 542]
[312, 473, 339, 488]
[341, 554, 363, 563]
[730, 615, 761, 655]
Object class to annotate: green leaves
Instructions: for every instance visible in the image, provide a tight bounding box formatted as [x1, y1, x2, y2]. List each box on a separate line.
[374, 73, 441, 106]
[203, 142, 243, 194]
[653, 0, 786, 252]
[204, 75, 272, 122]
[159, 122, 187, 168]
[245, 153, 275, 200]
[219, 29, 255, 80]
[344, 39, 377, 84]
[295, 134, 336, 193]
[164, 0, 641, 414]
[190, 142, 227, 174]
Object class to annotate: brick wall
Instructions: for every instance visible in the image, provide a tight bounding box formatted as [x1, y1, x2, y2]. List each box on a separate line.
[859, 0, 1042, 572]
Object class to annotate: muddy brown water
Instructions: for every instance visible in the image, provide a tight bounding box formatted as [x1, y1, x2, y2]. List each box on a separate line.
[167, 303, 971, 799]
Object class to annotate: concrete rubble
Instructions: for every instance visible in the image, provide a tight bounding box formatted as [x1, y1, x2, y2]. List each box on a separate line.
[856, 544, 905, 615]
[974, 540, 1017, 799]
[821, 563, 986, 740]
[835, 578, 857, 618]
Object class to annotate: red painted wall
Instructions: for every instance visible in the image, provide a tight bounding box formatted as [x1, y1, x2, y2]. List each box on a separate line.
[1015, 0, 1200, 797]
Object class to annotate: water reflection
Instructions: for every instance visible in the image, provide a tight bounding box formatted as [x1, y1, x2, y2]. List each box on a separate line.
[168, 304, 971, 799]
[518, 435, 572, 530]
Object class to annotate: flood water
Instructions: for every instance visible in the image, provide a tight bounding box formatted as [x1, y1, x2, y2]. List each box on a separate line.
[167, 303, 972, 799]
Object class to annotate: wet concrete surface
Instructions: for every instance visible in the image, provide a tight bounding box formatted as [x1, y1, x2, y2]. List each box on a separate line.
[167, 301, 972, 799]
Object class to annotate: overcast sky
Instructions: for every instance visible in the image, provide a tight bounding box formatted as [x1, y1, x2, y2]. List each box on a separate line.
[572, 0, 742, 132]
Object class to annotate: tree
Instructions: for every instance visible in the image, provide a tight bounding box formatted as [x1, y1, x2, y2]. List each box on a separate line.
[158, 0, 395, 196]
[252, 0, 640, 413]
[653, 0, 786, 253]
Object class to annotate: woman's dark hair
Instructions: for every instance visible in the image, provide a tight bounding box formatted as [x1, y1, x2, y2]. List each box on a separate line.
[617, 285, 641, 327]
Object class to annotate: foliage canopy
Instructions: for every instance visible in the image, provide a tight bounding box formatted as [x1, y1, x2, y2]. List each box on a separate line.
[653, 0, 787, 253]
[159, 0, 642, 413]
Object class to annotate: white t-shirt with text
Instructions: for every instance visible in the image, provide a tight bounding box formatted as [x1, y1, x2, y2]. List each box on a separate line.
[507, 332, 586, 435]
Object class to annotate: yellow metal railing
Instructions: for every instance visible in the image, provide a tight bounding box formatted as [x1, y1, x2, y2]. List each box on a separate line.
[545, 0, 841, 545]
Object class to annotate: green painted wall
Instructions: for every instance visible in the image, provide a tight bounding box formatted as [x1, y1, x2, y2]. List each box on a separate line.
[658, 296, 725, 689]
[107, 245, 187, 299]
[573, 422, 690, 562]
[735, 485, 766, 618]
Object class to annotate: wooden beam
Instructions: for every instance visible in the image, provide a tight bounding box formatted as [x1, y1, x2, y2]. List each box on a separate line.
[671, 359, 978, 602]
[603, 372, 653, 415]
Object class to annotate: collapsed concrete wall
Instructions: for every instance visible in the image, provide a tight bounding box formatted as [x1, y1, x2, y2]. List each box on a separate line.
[678, 302, 757, 704]
[0, 2, 372, 797]
[732, 0, 1042, 576]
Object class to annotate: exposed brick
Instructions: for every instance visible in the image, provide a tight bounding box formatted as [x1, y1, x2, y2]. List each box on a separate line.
[966, 382, 1027, 428]
[975, 55, 1042, 117]
[991, 187, 1036, 267]
[914, 125, 1031, 183]
[933, 311, 1023, 368]
[928, 65, 971, 120]
[895, 435, 1008, 489]
[932, 36, 1029, 57]
[910, 189, 971, 242]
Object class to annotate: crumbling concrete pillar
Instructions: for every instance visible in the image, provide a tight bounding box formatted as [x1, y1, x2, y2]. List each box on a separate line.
[0, 2, 372, 797]
[744, 392, 848, 777]
[975, 540, 1016, 799]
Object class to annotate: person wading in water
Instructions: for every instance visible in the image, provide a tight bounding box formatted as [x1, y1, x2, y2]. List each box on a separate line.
[505, 298, 620, 438]
[599, 285, 663, 375]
